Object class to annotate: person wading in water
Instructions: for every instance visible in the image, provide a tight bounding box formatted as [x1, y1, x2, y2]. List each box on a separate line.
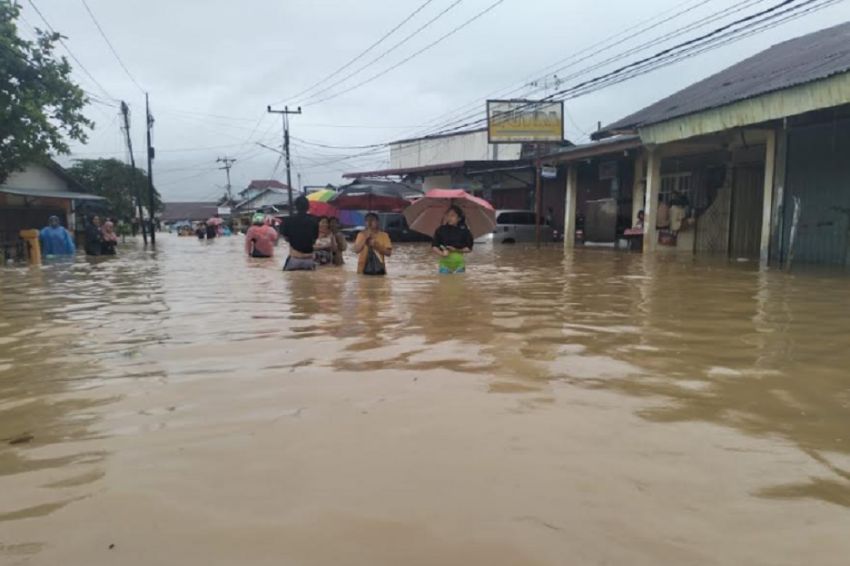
[245, 213, 279, 258]
[352, 212, 392, 275]
[431, 205, 473, 274]
[282, 196, 319, 271]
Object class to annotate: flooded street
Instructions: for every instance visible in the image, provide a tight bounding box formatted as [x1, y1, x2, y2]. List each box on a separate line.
[1, 234, 849, 565]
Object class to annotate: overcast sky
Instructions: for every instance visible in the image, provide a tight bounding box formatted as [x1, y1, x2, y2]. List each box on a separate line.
[17, 0, 848, 201]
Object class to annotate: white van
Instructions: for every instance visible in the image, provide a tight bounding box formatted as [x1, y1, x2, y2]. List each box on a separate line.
[478, 210, 554, 244]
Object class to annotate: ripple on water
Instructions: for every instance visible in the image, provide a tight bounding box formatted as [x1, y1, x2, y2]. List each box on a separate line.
[2, 235, 850, 559]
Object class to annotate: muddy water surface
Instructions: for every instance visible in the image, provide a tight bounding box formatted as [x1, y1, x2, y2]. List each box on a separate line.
[1, 235, 849, 565]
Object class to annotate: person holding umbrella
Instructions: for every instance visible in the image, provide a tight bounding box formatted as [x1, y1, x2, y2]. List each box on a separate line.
[404, 188, 496, 274]
[351, 212, 392, 275]
[431, 205, 473, 274]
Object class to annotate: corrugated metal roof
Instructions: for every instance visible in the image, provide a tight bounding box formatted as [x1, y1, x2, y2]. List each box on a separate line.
[0, 187, 105, 201]
[246, 180, 289, 190]
[598, 22, 850, 138]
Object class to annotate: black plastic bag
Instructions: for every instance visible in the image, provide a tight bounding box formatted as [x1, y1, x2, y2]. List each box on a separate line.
[363, 247, 386, 276]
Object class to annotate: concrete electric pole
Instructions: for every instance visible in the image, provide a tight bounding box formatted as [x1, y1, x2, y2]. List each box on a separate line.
[120, 101, 148, 245]
[216, 156, 236, 202]
[145, 93, 156, 247]
[267, 105, 301, 215]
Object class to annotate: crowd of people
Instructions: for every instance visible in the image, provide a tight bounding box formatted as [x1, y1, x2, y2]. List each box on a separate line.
[84, 215, 119, 256]
[250, 196, 473, 275]
[38, 215, 119, 258]
[37, 198, 475, 274]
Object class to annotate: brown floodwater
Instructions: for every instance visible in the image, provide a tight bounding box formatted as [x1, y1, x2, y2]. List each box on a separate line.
[1, 234, 849, 565]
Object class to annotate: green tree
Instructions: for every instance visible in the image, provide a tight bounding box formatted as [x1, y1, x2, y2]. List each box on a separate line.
[0, 2, 92, 183]
[67, 158, 162, 221]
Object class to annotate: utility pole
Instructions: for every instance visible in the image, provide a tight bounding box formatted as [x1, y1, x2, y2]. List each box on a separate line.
[145, 93, 156, 247]
[267, 105, 302, 215]
[120, 101, 148, 245]
[216, 156, 236, 202]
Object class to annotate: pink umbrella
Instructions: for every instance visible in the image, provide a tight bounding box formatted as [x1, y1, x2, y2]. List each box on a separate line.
[403, 188, 496, 239]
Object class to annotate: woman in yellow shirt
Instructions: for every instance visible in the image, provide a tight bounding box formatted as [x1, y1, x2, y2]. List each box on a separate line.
[352, 213, 392, 275]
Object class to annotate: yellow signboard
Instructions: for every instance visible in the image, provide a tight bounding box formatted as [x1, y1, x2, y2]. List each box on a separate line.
[487, 100, 564, 143]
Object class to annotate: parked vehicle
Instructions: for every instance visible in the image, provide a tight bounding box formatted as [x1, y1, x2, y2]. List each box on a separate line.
[380, 212, 431, 242]
[339, 212, 430, 243]
[477, 210, 554, 244]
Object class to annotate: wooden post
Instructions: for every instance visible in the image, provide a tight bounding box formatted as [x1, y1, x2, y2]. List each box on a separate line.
[563, 164, 578, 249]
[535, 161, 542, 247]
[760, 129, 777, 266]
[643, 147, 662, 253]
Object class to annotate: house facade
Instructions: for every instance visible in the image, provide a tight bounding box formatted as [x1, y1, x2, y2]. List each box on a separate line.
[346, 128, 570, 215]
[547, 22, 850, 266]
[0, 161, 103, 251]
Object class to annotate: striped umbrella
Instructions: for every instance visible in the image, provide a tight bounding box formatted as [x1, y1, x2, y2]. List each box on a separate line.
[307, 189, 339, 218]
[307, 189, 337, 203]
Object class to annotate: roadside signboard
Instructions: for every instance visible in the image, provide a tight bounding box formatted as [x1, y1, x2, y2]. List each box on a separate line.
[487, 100, 564, 144]
[541, 166, 558, 179]
[217, 206, 232, 216]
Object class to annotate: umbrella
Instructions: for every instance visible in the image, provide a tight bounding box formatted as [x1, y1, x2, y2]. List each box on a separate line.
[331, 179, 422, 212]
[206, 216, 223, 226]
[307, 189, 337, 203]
[308, 201, 338, 218]
[403, 188, 496, 239]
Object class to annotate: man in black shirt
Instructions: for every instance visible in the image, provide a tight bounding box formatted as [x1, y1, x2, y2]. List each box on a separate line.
[282, 196, 319, 271]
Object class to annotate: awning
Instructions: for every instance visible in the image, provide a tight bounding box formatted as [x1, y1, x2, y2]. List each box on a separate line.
[0, 187, 106, 200]
[343, 160, 533, 179]
[540, 135, 643, 165]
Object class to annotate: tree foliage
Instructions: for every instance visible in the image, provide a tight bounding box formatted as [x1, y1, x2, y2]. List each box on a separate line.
[0, 2, 93, 183]
[67, 158, 162, 221]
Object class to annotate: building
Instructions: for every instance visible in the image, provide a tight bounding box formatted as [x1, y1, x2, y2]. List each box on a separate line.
[160, 202, 220, 226]
[345, 128, 571, 214]
[0, 161, 103, 252]
[546, 22, 850, 266]
[233, 180, 293, 215]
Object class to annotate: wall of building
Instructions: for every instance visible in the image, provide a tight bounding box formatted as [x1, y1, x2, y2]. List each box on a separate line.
[0, 165, 76, 243]
[390, 130, 522, 169]
[780, 117, 850, 266]
[2, 164, 70, 193]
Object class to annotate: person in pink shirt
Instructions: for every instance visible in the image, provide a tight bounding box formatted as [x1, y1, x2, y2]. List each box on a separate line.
[245, 213, 279, 258]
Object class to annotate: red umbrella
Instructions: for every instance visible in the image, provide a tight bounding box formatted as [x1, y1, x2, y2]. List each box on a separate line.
[403, 189, 496, 239]
[331, 180, 422, 212]
[308, 201, 338, 218]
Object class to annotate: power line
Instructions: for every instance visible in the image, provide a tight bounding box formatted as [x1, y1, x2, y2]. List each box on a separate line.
[296, 0, 470, 105]
[279, 0, 440, 104]
[557, 0, 846, 103]
[290, 136, 386, 150]
[406, 0, 723, 137]
[279, 0, 841, 175]
[421, 0, 837, 138]
[25, 0, 117, 101]
[79, 0, 145, 93]
[304, 0, 507, 107]
[411, 0, 769, 139]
